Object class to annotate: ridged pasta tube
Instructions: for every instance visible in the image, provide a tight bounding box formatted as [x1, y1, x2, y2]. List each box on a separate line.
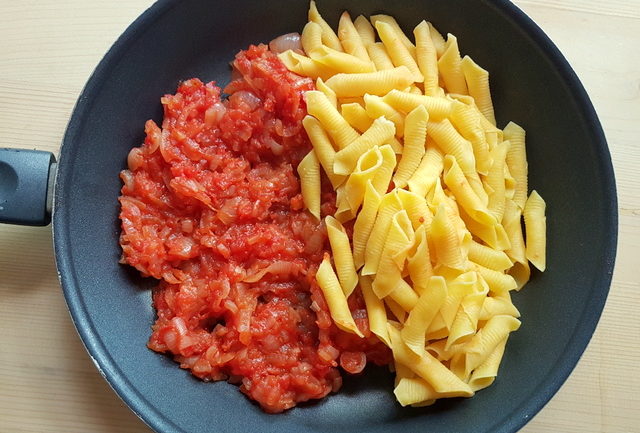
[308, 1, 343, 51]
[325, 66, 414, 97]
[297, 150, 321, 220]
[375, 21, 423, 83]
[394, 105, 428, 188]
[334, 116, 395, 175]
[524, 190, 546, 271]
[438, 34, 467, 94]
[383, 89, 453, 120]
[305, 90, 359, 150]
[315, 255, 363, 337]
[337, 11, 370, 61]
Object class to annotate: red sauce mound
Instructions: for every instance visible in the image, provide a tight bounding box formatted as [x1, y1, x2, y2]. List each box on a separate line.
[118, 45, 390, 412]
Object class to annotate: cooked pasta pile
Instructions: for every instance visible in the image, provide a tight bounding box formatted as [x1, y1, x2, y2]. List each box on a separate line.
[281, 1, 547, 406]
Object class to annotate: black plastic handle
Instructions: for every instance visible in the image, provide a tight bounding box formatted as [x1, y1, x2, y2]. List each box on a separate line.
[0, 148, 57, 226]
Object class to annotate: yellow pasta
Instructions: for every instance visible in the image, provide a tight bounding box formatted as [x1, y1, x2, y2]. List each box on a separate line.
[443, 155, 495, 225]
[325, 66, 414, 97]
[450, 315, 520, 380]
[305, 90, 360, 150]
[334, 116, 396, 175]
[460, 208, 511, 251]
[461, 56, 496, 125]
[353, 15, 376, 46]
[407, 142, 444, 197]
[315, 255, 363, 337]
[388, 324, 474, 396]
[446, 276, 488, 349]
[340, 103, 404, 155]
[297, 150, 321, 220]
[414, 20, 439, 96]
[401, 276, 447, 355]
[309, 45, 376, 73]
[524, 190, 546, 271]
[477, 108, 502, 148]
[468, 240, 513, 271]
[334, 183, 356, 223]
[370, 144, 397, 194]
[371, 14, 416, 57]
[394, 377, 439, 407]
[427, 22, 446, 58]
[388, 279, 420, 312]
[430, 320, 455, 345]
[302, 115, 345, 188]
[338, 11, 370, 61]
[394, 357, 416, 381]
[429, 182, 472, 260]
[503, 122, 528, 210]
[338, 96, 365, 106]
[427, 119, 476, 178]
[475, 263, 518, 293]
[383, 89, 453, 120]
[386, 299, 408, 323]
[344, 144, 394, 212]
[449, 100, 491, 175]
[468, 337, 507, 391]
[504, 164, 516, 201]
[301, 21, 323, 54]
[364, 94, 405, 138]
[479, 292, 520, 321]
[360, 275, 390, 346]
[284, 5, 548, 408]
[426, 312, 449, 341]
[315, 77, 337, 108]
[352, 180, 382, 269]
[394, 105, 428, 188]
[375, 21, 424, 83]
[277, 50, 335, 81]
[438, 271, 476, 329]
[407, 84, 423, 95]
[430, 204, 467, 270]
[502, 199, 528, 289]
[426, 338, 464, 362]
[308, 1, 343, 52]
[438, 34, 468, 94]
[406, 225, 434, 295]
[340, 102, 370, 131]
[372, 210, 414, 298]
[344, 146, 383, 211]
[362, 191, 403, 275]
[501, 201, 523, 256]
[366, 42, 396, 71]
[325, 216, 358, 297]
[397, 188, 433, 230]
[485, 140, 511, 222]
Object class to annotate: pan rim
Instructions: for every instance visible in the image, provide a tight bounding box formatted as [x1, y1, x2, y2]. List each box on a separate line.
[52, 1, 618, 432]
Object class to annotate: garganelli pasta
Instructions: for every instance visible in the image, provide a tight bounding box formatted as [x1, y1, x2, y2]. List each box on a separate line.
[284, 1, 547, 408]
[119, 0, 547, 414]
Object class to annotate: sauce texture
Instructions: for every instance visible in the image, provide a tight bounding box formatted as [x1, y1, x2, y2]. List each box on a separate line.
[118, 45, 389, 412]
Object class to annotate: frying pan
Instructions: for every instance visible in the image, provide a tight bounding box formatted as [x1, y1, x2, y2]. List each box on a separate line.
[0, 0, 617, 432]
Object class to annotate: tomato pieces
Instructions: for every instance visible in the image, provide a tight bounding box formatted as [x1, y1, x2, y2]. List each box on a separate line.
[119, 45, 390, 413]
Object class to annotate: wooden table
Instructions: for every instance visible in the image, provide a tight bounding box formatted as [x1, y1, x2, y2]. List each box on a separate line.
[1, 1, 638, 432]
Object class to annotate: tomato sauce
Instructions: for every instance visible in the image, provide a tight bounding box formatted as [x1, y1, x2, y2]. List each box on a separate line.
[118, 45, 390, 412]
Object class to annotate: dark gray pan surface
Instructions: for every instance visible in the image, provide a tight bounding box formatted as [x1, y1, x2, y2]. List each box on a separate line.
[53, 1, 617, 432]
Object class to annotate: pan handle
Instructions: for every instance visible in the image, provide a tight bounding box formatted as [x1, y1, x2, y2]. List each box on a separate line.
[0, 148, 56, 226]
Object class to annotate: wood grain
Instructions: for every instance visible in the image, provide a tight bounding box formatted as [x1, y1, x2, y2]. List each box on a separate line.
[0, 1, 638, 432]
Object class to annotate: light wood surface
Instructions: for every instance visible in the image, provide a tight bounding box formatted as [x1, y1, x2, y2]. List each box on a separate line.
[0, 1, 638, 432]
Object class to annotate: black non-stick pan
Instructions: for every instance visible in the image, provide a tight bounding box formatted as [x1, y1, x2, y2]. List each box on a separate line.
[0, 0, 617, 432]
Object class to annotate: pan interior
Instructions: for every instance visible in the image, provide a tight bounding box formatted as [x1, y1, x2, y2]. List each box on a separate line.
[53, 1, 616, 432]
